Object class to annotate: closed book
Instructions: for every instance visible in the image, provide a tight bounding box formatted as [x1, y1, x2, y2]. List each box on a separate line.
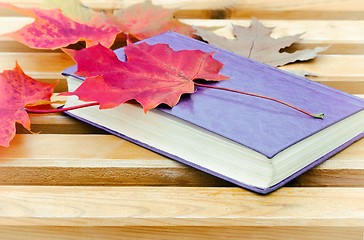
[62, 31, 364, 194]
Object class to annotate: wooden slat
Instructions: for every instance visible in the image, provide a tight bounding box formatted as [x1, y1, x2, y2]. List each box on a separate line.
[0, 134, 229, 186]
[280, 55, 364, 76]
[0, 17, 364, 49]
[1, 0, 364, 20]
[182, 19, 364, 54]
[0, 53, 364, 79]
[0, 0, 363, 239]
[0, 226, 362, 240]
[21, 94, 363, 134]
[0, 134, 362, 187]
[229, 0, 364, 20]
[0, 52, 73, 72]
[290, 139, 364, 187]
[0, 41, 60, 52]
[183, 19, 364, 44]
[16, 114, 105, 134]
[0, 0, 239, 10]
[1, 57, 363, 93]
[3, 55, 363, 93]
[0, 186, 363, 227]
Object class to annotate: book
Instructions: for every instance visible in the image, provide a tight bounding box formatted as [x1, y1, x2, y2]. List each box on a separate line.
[62, 31, 364, 194]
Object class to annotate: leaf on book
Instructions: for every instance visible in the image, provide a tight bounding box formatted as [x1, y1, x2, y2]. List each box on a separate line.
[196, 18, 328, 67]
[113, 1, 196, 41]
[0, 63, 57, 147]
[61, 42, 228, 112]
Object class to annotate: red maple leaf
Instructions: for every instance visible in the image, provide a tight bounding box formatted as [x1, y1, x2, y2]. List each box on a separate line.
[113, 1, 196, 40]
[0, 3, 121, 49]
[0, 63, 57, 147]
[62, 42, 228, 111]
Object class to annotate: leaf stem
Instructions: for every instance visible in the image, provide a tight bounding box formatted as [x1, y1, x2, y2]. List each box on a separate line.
[194, 83, 324, 119]
[25, 101, 100, 114]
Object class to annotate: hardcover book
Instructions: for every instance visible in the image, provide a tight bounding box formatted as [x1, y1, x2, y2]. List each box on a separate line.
[62, 31, 364, 194]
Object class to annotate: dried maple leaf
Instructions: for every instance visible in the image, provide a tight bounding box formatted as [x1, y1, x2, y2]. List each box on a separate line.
[0, 3, 121, 49]
[61, 42, 228, 111]
[111, 1, 196, 40]
[0, 63, 57, 147]
[196, 18, 328, 67]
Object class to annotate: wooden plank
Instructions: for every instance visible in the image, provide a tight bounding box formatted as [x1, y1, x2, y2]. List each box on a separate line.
[182, 19, 364, 45]
[0, 0, 362, 239]
[0, 52, 73, 72]
[1, 50, 363, 93]
[280, 55, 364, 76]
[0, 134, 229, 186]
[0, 40, 61, 52]
[1, 53, 362, 92]
[0, 226, 362, 240]
[0, 16, 33, 37]
[290, 139, 364, 187]
[312, 77, 364, 95]
[1, 0, 363, 20]
[16, 114, 106, 134]
[1, 52, 363, 92]
[0, 134, 362, 187]
[229, 0, 364, 20]
[2, 18, 364, 52]
[0, 52, 71, 91]
[0, 186, 363, 227]
[0, 0, 239, 10]
[21, 95, 364, 134]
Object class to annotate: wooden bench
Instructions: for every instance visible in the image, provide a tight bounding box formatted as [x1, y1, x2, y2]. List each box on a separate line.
[0, 1, 363, 239]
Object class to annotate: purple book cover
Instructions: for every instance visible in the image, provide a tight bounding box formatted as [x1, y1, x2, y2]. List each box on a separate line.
[63, 31, 364, 194]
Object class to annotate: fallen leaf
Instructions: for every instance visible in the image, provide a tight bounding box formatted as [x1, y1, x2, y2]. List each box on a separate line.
[61, 42, 228, 111]
[0, 3, 121, 49]
[0, 63, 57, 147]
[113, 1, 196, 40]
[196, 18, 328, 67]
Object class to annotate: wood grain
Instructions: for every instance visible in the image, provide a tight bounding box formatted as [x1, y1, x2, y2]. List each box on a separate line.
[0, 0, 363, 239]
[17, 94, 364, 134]
[0, 186, 363, 227]
[0, 134, 362, 187]
[0, 52, 363, 93]
[1, 0, 364, 20]
[3, 17, 363, 43]
[3, 52, 364, 75]
[16, 113, 106, 134]
[1, 226, 363, 240]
